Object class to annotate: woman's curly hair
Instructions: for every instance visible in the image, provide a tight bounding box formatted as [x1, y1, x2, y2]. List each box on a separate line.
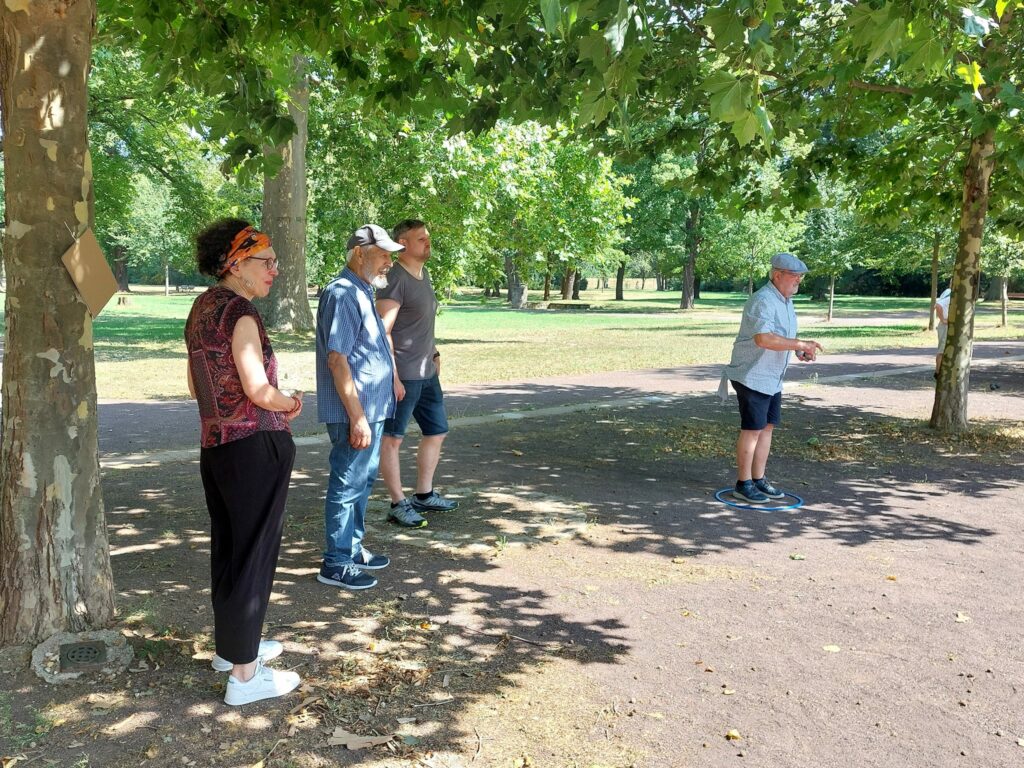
[195, 218, 253, 277]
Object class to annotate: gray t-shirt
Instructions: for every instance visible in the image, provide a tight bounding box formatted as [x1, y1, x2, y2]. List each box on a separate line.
[376, 263, 439, 381]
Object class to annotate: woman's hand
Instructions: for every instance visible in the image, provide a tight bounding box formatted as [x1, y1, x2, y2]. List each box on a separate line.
[285, 391, 303, 422]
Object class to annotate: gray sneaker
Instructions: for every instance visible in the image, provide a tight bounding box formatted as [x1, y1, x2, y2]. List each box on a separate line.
[410, 491, 459, 513]
[388, 498, 427, 528]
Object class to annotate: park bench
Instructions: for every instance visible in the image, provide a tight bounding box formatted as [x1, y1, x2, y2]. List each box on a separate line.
[546, 302, 591, 310]
[1007, 293, 1024, 301]
[175, 284, 195, 293]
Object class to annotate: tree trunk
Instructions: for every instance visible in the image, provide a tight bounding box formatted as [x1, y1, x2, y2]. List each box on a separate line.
[930, 129, 996, 433]
[679, 202, 700, 309]
[1000, 277, 1008, 328]
[504, 254, 523, 305]
[572, 273, 581, 300]
[747, 273, 753, 295]
[928, 230, 940, 331]
[640, 272, 646, 290]
[256, 56, 314, 332]
[615, 261, 625, 300]
[112, 245, 129, 292]
[542, 264, 551, 301]
[164, 260, 170, 296]
[0, 0, 115, 645]
[561, 267, 575, 300]
[656, 273, 665, 291]
[985, 275, 1005, 303]
[827, 274, 835, 322]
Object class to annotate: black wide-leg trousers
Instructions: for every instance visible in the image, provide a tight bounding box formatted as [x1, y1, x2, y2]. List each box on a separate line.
[199, 430, 295, 665]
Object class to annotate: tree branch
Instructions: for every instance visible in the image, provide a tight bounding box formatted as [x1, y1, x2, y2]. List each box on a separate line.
[848, 80, 917, 96]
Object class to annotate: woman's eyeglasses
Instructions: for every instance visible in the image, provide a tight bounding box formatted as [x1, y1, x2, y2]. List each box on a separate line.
[249, 256, 279, 271]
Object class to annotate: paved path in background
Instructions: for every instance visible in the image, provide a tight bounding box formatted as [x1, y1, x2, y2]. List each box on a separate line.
[97, 340, 1024, 458]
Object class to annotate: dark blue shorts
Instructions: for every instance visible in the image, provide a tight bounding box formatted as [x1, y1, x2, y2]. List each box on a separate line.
[384, 375, 450, 438]
[732, 380, 782, 431]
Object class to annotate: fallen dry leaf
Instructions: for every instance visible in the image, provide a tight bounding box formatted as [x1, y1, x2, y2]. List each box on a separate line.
[955, 612, 971, 623]
[722, 689, 736, 696]
[87, 693, 120, 709]
[789, 553, 806, 561]
[885, 575, 898, 582]
[823, 645, 841, 653]
[510, 449, 524, 456]
[725, 729, 742, 741]
[327, 727, 393, 750]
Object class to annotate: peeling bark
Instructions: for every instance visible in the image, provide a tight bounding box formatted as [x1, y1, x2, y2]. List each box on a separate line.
[930, 129, 996, 433]
[0, 0, 114, 645]
[256, 56, 314, 332]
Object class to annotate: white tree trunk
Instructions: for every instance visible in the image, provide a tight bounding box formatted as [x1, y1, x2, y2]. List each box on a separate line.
[0, 0, 115, 645]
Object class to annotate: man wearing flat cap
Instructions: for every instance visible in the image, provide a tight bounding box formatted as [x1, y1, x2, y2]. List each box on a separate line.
[719, 253, 823, 504]
[315, 224, 404, 591]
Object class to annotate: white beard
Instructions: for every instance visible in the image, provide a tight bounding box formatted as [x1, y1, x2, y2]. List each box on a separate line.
[370, 274, 389, 290]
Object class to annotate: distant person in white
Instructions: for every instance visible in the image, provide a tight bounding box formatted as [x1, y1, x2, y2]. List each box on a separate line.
[934, 287, 952, 378]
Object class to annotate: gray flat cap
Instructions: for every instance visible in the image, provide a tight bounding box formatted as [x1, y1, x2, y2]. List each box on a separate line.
[771, 252, 808, 273]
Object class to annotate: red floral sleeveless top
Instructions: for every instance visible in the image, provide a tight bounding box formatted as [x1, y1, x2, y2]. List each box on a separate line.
[184, 286, 290, 448]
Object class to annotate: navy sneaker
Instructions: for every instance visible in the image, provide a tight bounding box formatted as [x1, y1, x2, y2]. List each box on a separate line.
[733, 480, 769, 504]
[753, 478, 786, 500]
[388, 499, 427, 528]
[410, 491, 459, 513]
[353, 548, 390, 570]
[317, 563, 377, 590]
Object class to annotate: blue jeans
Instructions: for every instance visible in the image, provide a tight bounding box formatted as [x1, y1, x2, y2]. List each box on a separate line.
[323, 421, 384, 567]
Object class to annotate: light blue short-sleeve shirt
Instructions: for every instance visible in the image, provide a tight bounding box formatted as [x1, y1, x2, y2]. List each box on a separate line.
[316, 268, 395, 424]
[720, 280, 797, 397]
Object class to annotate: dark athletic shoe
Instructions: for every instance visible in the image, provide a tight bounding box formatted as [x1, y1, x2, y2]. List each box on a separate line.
[410, 491, 459, 513]
[317, 563, 377, 590]
[388, 499, 428, 528]
[352, 548, 390, 570]
[733, 480, 769, 504]
[753, 478, 786, 500]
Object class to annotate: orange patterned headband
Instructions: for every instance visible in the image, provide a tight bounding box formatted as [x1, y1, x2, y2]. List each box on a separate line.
[218, 226, 271, 276]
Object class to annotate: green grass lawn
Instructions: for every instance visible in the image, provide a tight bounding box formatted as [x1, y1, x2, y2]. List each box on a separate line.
[3, 287, 1021, 400]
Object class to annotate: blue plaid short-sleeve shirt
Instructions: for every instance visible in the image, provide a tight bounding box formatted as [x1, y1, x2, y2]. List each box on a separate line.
[316, 268, 395, 424]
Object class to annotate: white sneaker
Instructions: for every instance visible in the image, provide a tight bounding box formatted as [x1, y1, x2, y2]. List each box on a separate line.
[223, 661, 300, 706]
[211, 639, 284, 672]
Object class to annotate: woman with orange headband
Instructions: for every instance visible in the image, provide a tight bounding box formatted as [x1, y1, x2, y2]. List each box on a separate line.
[184, 218, 303, 706]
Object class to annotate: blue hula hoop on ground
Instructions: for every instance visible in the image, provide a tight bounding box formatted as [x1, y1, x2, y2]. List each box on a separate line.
[714, 488, 804, 512]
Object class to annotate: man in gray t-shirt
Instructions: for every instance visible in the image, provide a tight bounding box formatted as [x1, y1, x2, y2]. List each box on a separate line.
[376, 219, 459, 529]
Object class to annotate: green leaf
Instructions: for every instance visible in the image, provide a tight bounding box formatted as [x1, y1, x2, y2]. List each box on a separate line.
[763, 0, 785, 22]
[703, 70, 750, 122]
[902, 32, 947, 75]
[578, 32, 610, 71]
[754, 104, 774, 143]
[604, 0, 630, 56]
[540, 0, 561, 36]
[865, 18, 904, 65]
[731, 110, 759, 146]
[702, 4, 746, 49]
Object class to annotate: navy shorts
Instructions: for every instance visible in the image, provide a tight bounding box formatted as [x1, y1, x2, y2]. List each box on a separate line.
[384, 375, 450, 438]
[732, 380, 782, 431]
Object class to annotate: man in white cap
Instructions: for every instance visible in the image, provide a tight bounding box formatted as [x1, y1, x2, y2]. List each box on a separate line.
[719, 253, 824, 504]
[315, 224, 405, 590]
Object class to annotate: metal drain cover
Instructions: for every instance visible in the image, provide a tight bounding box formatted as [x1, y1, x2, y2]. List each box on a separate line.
[59, 640, 108, 672]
